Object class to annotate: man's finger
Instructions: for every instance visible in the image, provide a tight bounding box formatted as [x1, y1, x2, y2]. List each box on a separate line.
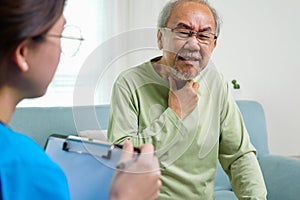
[193, 82, 199, 91]
[185, 80, 194, 88]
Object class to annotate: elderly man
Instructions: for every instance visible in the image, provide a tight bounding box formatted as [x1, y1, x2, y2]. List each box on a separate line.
[108, 0, 267, 199]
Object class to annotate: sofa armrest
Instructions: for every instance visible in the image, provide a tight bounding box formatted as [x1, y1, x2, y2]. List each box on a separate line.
[259, 154, 300, 200]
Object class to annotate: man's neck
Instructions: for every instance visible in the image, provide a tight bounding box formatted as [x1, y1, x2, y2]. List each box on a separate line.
[152, 59, 187, 89]
[152, 61, 171, 81]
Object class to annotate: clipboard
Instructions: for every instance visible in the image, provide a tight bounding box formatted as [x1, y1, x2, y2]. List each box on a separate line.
[45, 134, 122, 200]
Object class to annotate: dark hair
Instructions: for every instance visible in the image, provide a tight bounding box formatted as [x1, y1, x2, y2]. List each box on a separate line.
[157, 0, 221, 37]
[0, 0, 66, 85]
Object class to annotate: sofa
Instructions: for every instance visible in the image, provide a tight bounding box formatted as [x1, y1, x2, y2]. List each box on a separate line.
[10, 100, 300, 199]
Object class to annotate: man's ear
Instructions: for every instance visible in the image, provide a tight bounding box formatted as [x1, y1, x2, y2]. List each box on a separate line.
[213, 39, 217, 49]
[157, 29, 163, 50]
[13, 40, 29, 72]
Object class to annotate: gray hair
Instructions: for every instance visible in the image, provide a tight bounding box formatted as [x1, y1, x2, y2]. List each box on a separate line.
[157, 0, 221, 37]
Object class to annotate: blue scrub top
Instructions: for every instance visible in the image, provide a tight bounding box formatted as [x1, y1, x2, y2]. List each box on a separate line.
[0, 122, 70, 200]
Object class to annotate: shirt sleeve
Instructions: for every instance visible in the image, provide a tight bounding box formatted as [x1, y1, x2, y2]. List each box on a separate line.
[218, 84, 267, 199]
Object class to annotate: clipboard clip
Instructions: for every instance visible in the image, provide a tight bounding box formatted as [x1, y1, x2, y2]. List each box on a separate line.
[62, 135, 116, 160]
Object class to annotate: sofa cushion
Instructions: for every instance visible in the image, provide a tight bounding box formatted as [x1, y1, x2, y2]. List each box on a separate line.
[214, 190, 237, 200]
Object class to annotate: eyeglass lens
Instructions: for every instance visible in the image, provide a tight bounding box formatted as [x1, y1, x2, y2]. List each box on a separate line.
[61, 25, 83, 57]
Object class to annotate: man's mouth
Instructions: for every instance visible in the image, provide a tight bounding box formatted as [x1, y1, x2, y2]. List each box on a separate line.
[177, 55, 199, 61]
[176, 52, 201, 62]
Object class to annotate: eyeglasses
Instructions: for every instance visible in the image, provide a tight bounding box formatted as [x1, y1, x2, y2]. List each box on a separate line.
[46, 25, 84, 57]
[162, 27, 217, 45]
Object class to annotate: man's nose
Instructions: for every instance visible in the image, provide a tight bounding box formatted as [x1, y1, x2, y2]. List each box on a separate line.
[185, 37, 201, 51]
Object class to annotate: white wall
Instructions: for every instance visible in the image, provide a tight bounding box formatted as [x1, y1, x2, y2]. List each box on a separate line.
[209, 0, 300, 156]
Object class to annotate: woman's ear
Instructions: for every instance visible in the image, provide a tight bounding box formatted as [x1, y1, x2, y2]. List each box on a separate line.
[157, 29, 163, 50]
[13, 40, 29, 72]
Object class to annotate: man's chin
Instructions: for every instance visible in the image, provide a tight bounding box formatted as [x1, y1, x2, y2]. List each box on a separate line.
[171, 68, 199, 81]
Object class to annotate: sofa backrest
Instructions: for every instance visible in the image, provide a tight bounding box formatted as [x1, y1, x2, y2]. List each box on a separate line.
[236, 100, 269, 157]
[10, 105, 110, 147]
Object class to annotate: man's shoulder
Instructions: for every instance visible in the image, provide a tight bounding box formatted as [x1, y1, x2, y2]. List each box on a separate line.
[116, 59, 155, 84]
[120, 60, 152, 76]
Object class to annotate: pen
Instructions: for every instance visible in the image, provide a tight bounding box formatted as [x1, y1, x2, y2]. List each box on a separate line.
[116, 154, 139, 169]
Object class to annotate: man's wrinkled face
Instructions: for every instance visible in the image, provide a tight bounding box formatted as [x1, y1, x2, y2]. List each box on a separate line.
[158, 2, 217, 80]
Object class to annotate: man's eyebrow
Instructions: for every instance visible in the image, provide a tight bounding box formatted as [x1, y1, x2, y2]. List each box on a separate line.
[175, 23, 192, 29]
[200, 27, 213, 32]
[175, 23, 213, 32]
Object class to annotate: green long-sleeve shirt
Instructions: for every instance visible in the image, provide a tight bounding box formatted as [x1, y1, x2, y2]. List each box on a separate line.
[108, 57, 267, 199]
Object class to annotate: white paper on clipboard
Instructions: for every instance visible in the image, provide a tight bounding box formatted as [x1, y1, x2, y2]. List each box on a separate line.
[45, 134, 122, 200]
